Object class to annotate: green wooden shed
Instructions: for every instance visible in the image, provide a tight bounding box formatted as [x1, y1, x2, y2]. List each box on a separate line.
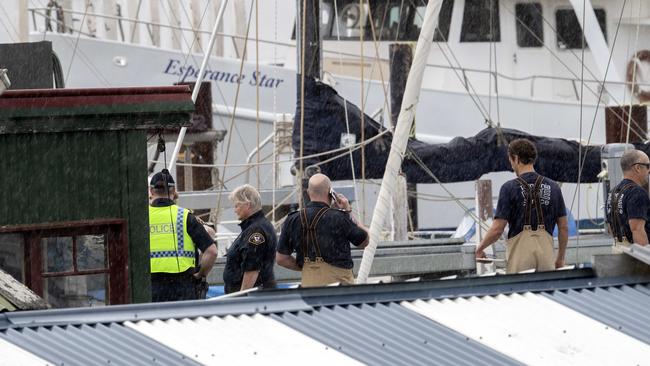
[0, 86, 194, 306]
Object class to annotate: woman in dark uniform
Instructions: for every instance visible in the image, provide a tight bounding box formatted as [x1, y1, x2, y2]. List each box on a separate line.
[223, 184, 277, 294]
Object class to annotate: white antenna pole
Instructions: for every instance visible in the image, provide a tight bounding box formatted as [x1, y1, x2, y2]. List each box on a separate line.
[356, 0, 443, 284]
[168, 0, 229, 172]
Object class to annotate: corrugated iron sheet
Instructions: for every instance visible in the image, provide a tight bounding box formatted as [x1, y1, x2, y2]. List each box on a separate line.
[0, 323, 200, 366]
[125, 314, 360, 365]
[272, 302, 520, 366]
[543, 284, 650, 344]
[0, 337, 49, 366]
[403, 292, 650, 365]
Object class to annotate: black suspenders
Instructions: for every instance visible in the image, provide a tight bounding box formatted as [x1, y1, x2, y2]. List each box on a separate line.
[299, 207, 330, 262]
[610, 183, 636, 242]
[516, 175, 545, 231]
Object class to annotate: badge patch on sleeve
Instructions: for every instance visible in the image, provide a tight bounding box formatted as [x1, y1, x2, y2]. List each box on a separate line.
[248, 232, 266, 245]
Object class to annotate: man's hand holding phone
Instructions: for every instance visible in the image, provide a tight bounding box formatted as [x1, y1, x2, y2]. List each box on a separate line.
[330, 189, 351, 212]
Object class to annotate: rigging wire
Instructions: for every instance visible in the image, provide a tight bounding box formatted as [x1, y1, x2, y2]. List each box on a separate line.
[214, 0, 256, 221]
[64, 2, 90, 85]
[255, 0, 261, 190]
[272, 0, 278, 223]
[569, 0, 629, 219]
[360, 0, 367, 222]
[0, 1, 19, 42]
[333, 0, 361, 218]
[625, 1, 643, 146]
[299, 0, 306, 209]
[148, 129, 392, 170]
[576, 0, 587, 258]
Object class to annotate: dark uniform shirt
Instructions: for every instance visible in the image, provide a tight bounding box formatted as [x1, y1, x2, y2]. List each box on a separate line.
[495, 172, 567, 239]
[223, 210, 277, 294]
[149, 198, 214, 302]
[277, 201, 367, 269]
[606, 179, 650, 242]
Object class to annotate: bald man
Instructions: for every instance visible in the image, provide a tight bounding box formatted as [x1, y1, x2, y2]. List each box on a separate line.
[607, 149, 650, 248]
[276, 173, 368, 286]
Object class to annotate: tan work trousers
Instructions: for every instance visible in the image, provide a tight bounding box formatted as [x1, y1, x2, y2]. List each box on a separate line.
[301, 260, 354, 287]
[506, 228, 555, 273]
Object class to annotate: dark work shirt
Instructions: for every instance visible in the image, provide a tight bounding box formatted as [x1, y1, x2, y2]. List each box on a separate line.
[495, 172, 567, 239]
[150, 198, 214, 252]
[606, 179, 650, 242]
[223, 210, 277, 294]
[277, 201, 367, 269]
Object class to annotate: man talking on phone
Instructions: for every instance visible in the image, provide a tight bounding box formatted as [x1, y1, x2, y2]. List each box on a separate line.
[276, 173, 369, 286]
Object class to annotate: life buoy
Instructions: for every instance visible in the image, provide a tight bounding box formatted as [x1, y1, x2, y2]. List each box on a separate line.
[626, 50, 650, 102]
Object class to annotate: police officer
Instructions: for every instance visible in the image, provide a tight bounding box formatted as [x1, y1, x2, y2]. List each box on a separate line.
[223, 184, 277, 294]
[149, 169, 217, 302]
[607, 149, 650, 248]
[475, 138, 569, 273]
[276, 173, 368, 286]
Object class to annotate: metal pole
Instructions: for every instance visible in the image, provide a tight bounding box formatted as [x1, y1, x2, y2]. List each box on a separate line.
[168, 0, 229, 172]
[357, 0, 443, 284]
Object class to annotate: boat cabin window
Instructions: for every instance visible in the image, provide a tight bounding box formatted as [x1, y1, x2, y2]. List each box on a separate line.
[515, 3, 544, 47]
[303, 0, 454, 42]
[555, 8, 607, 49]
[461, 0, 500, 42]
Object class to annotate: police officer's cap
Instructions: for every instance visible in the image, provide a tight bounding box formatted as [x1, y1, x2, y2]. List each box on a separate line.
[150, 169, 176, 188]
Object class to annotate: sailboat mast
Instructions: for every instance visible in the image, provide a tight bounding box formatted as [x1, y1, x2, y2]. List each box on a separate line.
[297, 0, 321, 206]
[357, 0, 443, 284]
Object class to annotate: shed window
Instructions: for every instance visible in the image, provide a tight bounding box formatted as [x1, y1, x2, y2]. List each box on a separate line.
[0, 220, 128, 308]
[516, 3, 543, 47]
[556, 8, 607, 49]
[461, 0, 500, 42]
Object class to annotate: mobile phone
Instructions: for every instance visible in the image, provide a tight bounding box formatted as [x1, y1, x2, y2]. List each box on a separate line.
[330, 188, 338, 205]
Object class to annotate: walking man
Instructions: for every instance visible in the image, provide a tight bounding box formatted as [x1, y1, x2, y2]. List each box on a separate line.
[475, 139, 569, 273]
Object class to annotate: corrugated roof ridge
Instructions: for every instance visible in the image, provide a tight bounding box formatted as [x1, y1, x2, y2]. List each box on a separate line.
[0, 294, 310, 331]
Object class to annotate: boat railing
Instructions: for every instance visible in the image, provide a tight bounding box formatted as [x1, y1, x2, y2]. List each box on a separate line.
[30, 6, 650, 102]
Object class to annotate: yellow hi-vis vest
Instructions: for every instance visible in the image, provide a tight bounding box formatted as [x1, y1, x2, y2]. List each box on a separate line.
[149, 204, 196, 273]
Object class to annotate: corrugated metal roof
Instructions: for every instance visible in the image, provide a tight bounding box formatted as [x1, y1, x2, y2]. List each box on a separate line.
[125, 314, 360, 365]
[0, 323, 200, 366]
[543, 284, 650, 344]
[1, 269, 649, 365]
[272, 302, 520, 366]
[403, 292, 650, 365]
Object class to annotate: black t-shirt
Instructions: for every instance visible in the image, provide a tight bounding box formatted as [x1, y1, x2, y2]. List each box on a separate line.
[606, 179, 650, 242]
[223, 210, 277, 293]
[495, 172, 567, 239]
[277, 201, 367, 269]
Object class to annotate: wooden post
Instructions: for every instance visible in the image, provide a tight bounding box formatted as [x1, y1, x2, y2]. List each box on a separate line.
[475, 179, 494, 243]
[605, 105, 647, 143]
[389, 43, 418, 230]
